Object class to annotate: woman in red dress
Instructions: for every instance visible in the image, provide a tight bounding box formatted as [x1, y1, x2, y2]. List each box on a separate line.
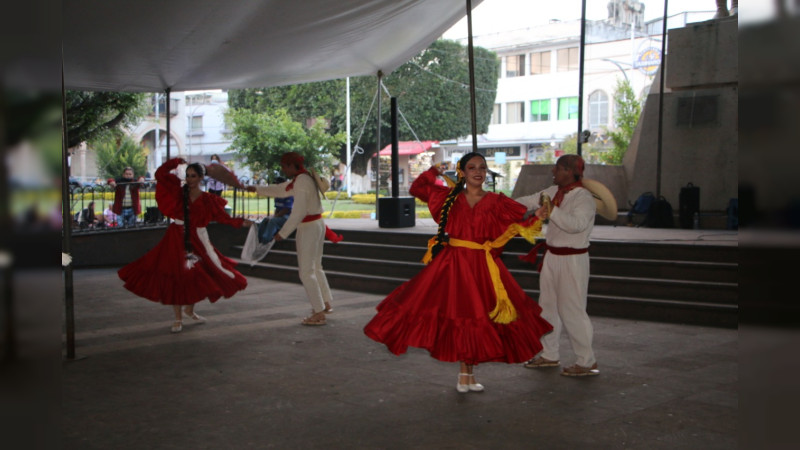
[364, 153, 553, 393]
[118, 158, 252, 333]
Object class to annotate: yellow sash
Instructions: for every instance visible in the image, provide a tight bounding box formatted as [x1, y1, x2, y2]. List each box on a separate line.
[421, 221, 542, 324]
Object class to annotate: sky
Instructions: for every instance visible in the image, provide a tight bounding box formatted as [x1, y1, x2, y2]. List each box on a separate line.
[443, 0, 765, 39]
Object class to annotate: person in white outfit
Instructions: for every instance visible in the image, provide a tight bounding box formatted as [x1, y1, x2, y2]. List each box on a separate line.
[515, 154, 599, 376]
[246, 152, 334, 326]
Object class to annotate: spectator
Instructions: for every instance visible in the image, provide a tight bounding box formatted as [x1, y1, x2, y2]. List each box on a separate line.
[103, 205, 117, 227]
[206, 154, 227, 196]
[109, 166, 145, 227]
[77, 201, 99, 229]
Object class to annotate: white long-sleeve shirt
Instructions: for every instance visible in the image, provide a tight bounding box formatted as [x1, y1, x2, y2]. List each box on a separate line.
[255, 173, 324, 239]
[515, 185, 596, 249]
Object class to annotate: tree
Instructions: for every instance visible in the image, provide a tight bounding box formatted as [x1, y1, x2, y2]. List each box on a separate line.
[65, 91, 148, 149]
[601, 79, 641, 165]
[228, 39, 499, 174]
[95, 135, 147, 180]
[227, 108, 345, 181]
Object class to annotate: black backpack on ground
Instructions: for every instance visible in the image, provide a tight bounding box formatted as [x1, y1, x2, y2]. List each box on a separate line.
[642, 196, 675, 228]
[627, 192, 655, 225]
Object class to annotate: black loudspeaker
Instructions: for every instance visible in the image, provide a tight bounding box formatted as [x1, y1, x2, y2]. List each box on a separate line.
[378, 197, 416, 228]
[144, 206, 164, 224]
[678, 182, 700, 229]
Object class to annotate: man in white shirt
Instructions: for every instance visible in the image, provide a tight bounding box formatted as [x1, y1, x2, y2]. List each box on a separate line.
[515, 155, 599, 376]
[247, 152, 333, 326]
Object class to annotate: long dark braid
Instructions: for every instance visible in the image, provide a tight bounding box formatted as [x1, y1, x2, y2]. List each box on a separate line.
[183, 162, 205, 255]
[431, 152, 485, 257]
[182, 183, 193, 254]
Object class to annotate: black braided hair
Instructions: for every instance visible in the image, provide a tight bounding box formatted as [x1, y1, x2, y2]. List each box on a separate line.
[431, 152, 486, 257]
[183, 162, 206, 254]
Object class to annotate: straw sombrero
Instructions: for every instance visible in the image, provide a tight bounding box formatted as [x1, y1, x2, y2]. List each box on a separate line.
[582, 178, 618, 220]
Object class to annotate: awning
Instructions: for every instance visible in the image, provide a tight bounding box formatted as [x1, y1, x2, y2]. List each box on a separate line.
[60, 0, 483, 92]
[377, 140, 438, 156]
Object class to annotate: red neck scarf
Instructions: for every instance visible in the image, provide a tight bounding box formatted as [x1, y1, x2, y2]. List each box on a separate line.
[552, 180, 583, 206]
[285, 169, 308, 191]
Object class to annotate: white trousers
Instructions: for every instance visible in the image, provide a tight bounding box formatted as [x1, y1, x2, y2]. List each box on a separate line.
[295, 220, 333, 313]
[538, 252, 596, 367]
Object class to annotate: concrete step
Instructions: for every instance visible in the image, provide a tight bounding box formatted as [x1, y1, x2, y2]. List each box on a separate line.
[221, 224, 738, 328]
[235, 258, 737, 328]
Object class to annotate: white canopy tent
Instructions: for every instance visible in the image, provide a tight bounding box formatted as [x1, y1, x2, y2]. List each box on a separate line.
[60, 0, 487, 358]
[63, 0, 482, 92]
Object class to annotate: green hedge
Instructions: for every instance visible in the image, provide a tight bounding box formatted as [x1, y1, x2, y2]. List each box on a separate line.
[325, 191, 350, 200]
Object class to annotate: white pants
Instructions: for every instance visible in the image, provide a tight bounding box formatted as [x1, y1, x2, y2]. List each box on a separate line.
[538, 252, 596, 367]
[295, 220, 333, 313]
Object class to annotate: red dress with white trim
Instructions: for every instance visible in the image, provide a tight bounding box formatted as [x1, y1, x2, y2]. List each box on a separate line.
[118, 158, 247, 305]
[364, 167, 552, 365]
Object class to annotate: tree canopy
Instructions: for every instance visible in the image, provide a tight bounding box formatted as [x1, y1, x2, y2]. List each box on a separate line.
[227, 108, 345, 181]
[601, 79, 642, 165]
[94, 135, 148, 180]
[228, 39, 498, 174]
[65, 91, 148, 149]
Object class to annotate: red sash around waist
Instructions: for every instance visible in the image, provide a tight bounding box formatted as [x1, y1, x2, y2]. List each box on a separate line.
[519, 242, 589, 272]
[302, 213, 322, 223]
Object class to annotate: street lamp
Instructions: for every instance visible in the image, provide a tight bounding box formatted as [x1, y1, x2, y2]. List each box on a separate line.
[601, 58, 630, 83]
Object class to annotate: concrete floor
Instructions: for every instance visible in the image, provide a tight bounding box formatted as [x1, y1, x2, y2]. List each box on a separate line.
[61, 265, 738, 449]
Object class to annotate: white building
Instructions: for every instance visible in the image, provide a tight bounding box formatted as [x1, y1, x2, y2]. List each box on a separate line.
[437, 0, 714, 191]
[130, 90, 241, 179]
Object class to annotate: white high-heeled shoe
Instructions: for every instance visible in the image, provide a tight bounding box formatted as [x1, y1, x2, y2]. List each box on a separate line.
[457, 373, 470, 393]
[466, 374, 484, 392]
[457, 373, 484, 393]
[183, 307, 206, 324]
[171, 320, 183, 333]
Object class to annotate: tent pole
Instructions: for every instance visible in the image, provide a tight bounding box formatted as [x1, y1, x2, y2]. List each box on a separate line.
[374, 72, 382, 220]
[165, 88, 171, 160]
[577, 0, 587, 157]
[466, 0, 478, 154]
[656, 0, 668, 198]
[61, 52, 76, 360]
[346, 77, 352, 198]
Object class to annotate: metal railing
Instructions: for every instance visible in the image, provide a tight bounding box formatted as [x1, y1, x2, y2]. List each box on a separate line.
[67, 177, 274, 234]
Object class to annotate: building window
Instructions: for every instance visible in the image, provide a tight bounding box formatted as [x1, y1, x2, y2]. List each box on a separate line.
[491, 104, 501, 124]
[506, 102, 524, 124]
[188, 114, 204, 136]
[557, 97, 578, 120]
[557, 47, 580, 72]
[530, 99, 551, 122]
[506, 54, 525, 78]
[588, 90, 609, 128]
[530, 51, 551, 75]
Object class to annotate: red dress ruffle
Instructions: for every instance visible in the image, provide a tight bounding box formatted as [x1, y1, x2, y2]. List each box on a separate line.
[363, 168, 553, 365]
[118, 158, 247, 305]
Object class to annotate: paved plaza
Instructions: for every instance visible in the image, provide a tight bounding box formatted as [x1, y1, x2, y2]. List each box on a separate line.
[61, 264, 737, 449]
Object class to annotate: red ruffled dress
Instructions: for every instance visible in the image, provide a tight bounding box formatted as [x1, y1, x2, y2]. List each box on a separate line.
[364, 167, 553, 365]
[118, 158, 247, 305]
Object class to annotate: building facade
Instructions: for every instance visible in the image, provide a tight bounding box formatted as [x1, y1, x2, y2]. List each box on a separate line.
[437, 0, 714, 191]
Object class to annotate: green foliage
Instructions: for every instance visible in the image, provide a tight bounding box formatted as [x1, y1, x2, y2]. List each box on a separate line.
[325, 191, 350, 200]
[601, 79, 642, 165]
[94, 135, 148, 179]
[227, 108, 345, 180]
[227, 39, 499, 175]
[66, 91, 148, 149]
[351, 194, 378, 204]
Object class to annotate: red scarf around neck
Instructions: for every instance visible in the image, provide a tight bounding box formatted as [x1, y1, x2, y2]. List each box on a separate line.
[552, 180, 583, 207]
[285, 169, 308, 191]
